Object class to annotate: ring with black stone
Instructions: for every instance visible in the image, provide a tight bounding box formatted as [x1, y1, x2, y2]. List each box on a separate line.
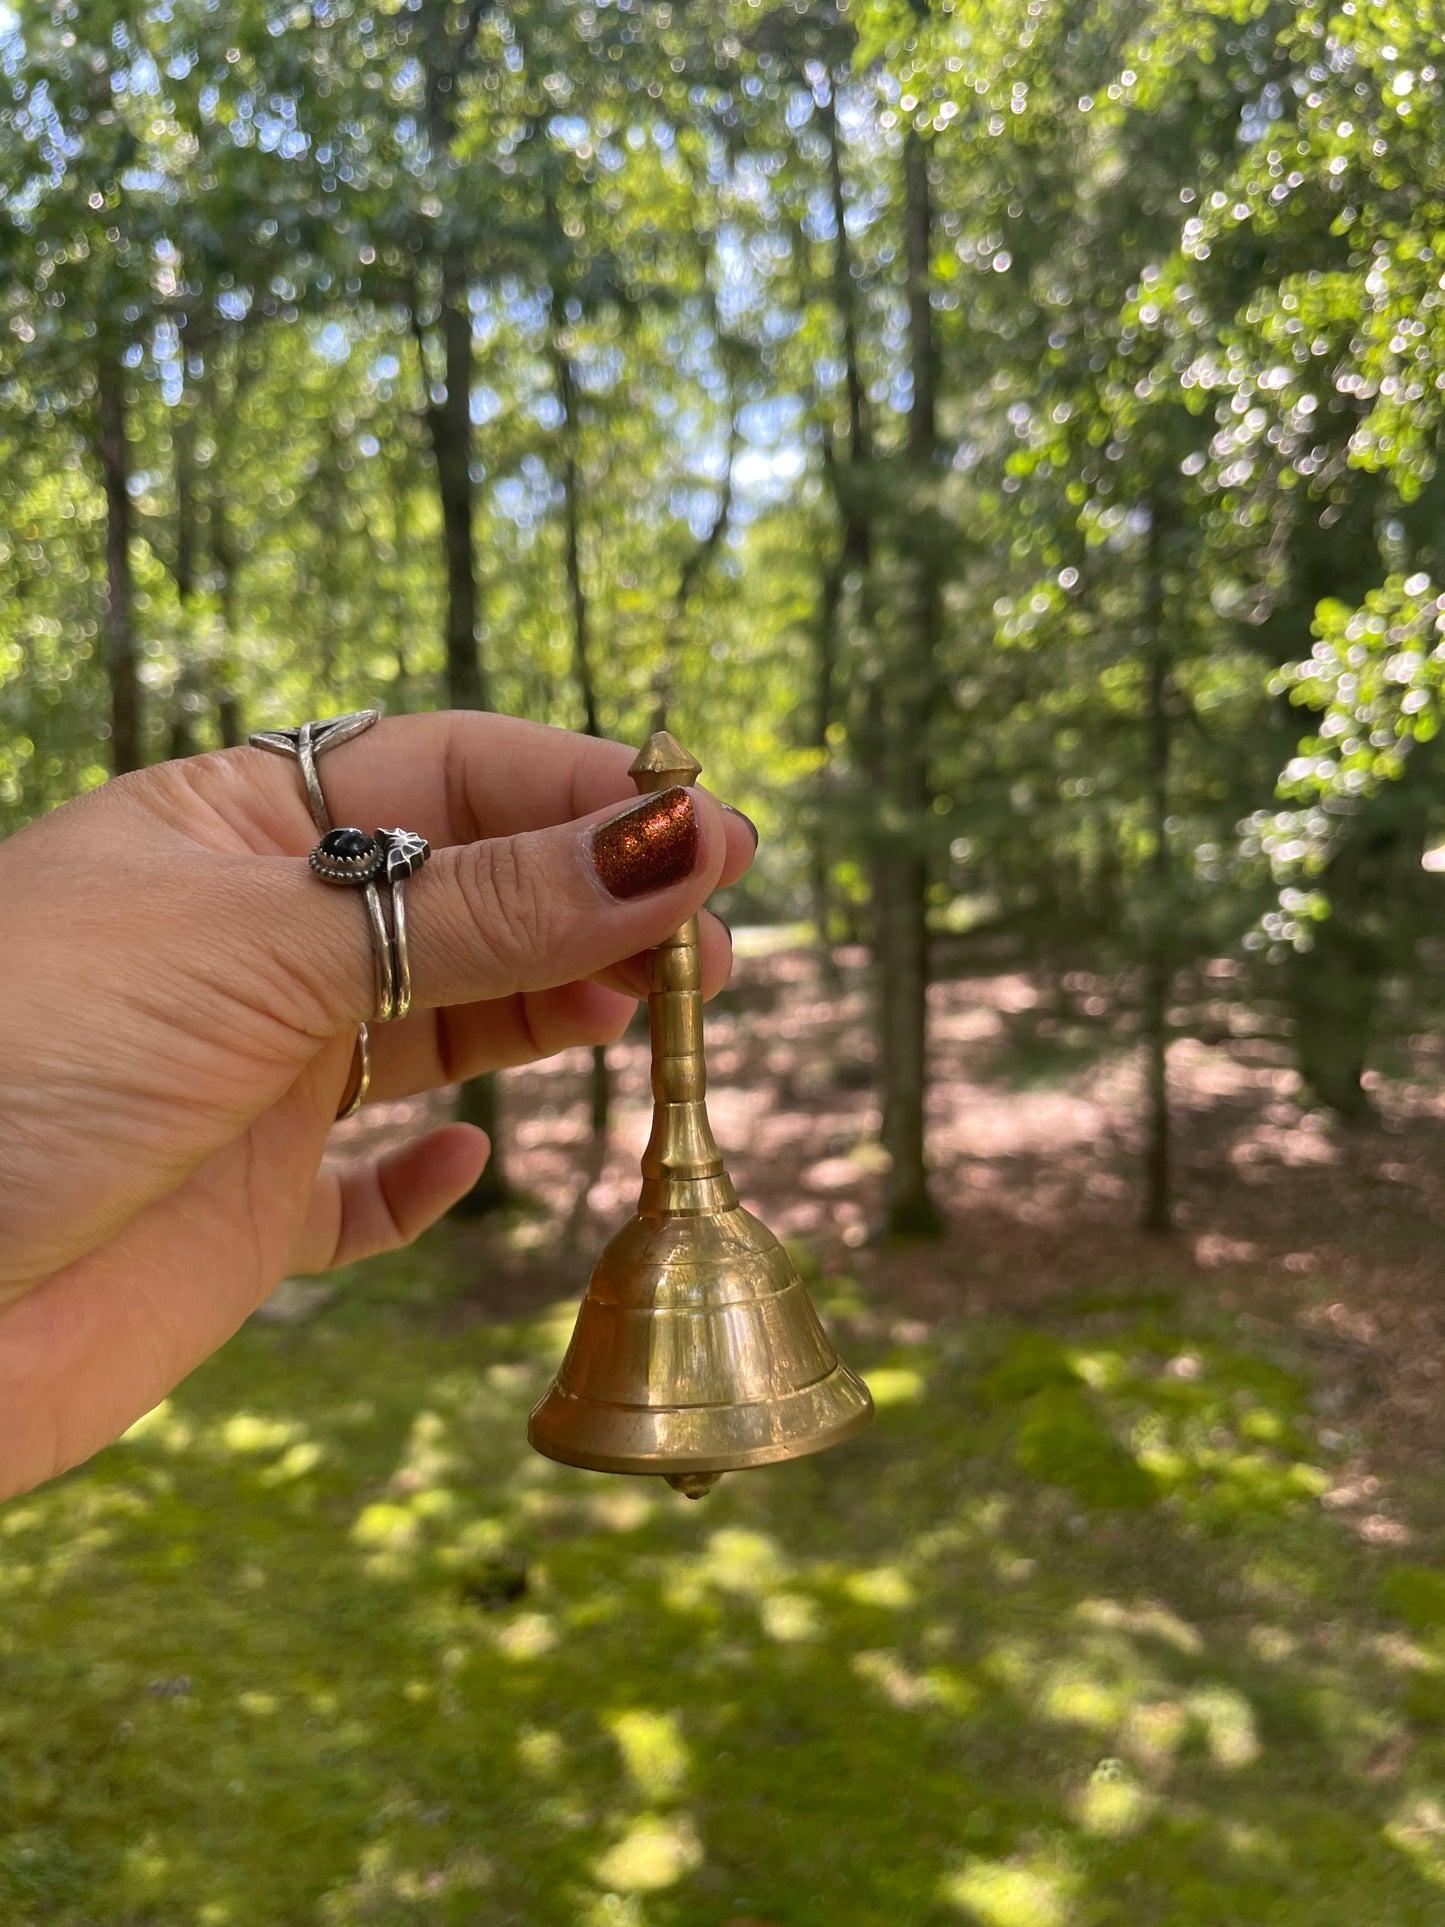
[308, 827, 396, 1023]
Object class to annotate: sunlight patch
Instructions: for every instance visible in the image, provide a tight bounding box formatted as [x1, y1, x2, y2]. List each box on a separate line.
[852, 1649, 965, 1712]
[318, 1841, 492, 1917]
[218, 1413, 304, 1457]
[351, 1502, 420, 1552]
[586, 1488, 656, 1532]
[517, 1727, 567, 1778]
[1069, 1758, 1154, 1836]
[1118, 1697, 1187, 1769]
[496, 1612, 558, 1660]
[760, 1591, 821, 1642]
[390, 1409, 462, 1490]
[846, 1565, 916, 1610]
[1386, 1796, 1445, 1883]
[866, 1367, 927, 1407]
[943, 1854, 1076, 1927]
[1075, 1597, 1203, 1655]
[119, 1399, 191, 1453]
[1186, 1684, 1261, 1769]
[699, 1529, 787, 1596]
[592, 1812, 703, 1893]
[259, 1440, 325, 1486]
[607, 1709, 691, 1798]
[1040, 1660, 1129, 1730]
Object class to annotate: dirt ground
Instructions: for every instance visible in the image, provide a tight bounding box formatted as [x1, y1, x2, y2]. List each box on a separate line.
[332, 939, 1445, 1548]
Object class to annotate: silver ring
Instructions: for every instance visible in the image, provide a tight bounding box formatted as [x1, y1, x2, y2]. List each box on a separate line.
[250, 711, 384, 1113]
[250, 711, 380, 835]
[307, 826, 429, 1023]
[377, 829, 430, 1022]
[336, 1026, 371, 1119]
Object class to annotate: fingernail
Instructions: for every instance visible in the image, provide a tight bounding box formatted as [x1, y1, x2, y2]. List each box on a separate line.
[589, 787, 699, 900]
[724, 803, 759, 849]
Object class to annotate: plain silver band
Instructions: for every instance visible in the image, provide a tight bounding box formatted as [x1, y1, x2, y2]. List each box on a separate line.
[363, 881, 397, 1022]
[389, 876, 413, 1022]
[337, 1024, 371, 1118]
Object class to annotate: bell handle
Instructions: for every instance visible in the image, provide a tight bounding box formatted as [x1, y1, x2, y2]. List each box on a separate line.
[629, 732, 725, 1185]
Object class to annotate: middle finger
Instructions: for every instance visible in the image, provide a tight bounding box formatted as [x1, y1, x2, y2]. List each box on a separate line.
[356, 909, 735, 1101]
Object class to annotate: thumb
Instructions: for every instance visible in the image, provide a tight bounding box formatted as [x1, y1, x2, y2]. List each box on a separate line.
[269, 783, 729, 1033]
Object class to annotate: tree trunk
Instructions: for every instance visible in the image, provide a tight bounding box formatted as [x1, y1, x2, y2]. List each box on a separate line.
[1140, 500, 1174, 1234]
[818, 73, 878, 1018]
[810, 551, 843, 986]
[388, 451, 415, 710]
[415, 257, 509, 1214]
[820, 82, 868, 467]
[315, 413, 344, 693]
[169, 404, 202, 760]
[209, 479, 244, 748]
[878, 128, 942, 1239]
[1291, 932, 1378, 1120]
[208, 337, 246, 748]
[452, 1071, 512, 1216]
[1286, 817, 1403, 1120]
[552, 320, 612, 1145]
[430, 253, 487, 714]
[96, 337, 141, 774]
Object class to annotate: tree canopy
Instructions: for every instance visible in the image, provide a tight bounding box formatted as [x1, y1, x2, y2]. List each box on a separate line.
[5, 0, 1445, 1221]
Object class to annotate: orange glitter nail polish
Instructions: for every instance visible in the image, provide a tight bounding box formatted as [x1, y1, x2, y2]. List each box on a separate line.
[589, 786, 699, 900]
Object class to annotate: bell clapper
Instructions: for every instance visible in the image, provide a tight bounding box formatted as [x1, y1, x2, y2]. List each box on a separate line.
[526, 731, 873, 1486]
[664, 1471, 724, 1501]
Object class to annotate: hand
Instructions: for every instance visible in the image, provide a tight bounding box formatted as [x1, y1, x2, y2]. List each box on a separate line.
[0, 711, 754, 1498]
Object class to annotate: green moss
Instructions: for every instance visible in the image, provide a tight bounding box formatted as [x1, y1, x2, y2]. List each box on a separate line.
[977, 1332, 1083, 1406]
[1403, 1670, 1445, 1728]
[1013, 1385, 1161, 1509]
[1379, 1565, 1445, 1635]
[0, 1233, 1439, 1926]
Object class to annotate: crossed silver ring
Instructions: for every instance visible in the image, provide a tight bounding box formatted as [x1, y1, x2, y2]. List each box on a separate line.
[249, 710, 432, 1117]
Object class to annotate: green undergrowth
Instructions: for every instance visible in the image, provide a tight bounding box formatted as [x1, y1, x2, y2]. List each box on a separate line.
[4, 1236, 1445, 1927]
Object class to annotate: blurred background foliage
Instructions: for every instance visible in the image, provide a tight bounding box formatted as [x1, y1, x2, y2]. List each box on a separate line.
[13, 6, 1445, 1923]
[9, 0, 1445, 1228]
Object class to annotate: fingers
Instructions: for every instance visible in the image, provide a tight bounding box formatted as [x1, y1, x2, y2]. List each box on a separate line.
[271, 785, 739, 1040]
[404, 982, 637, 1092]
[291, 1125, 489, 1272]
[322, 713, 636, 843]
[0, 1088, 335, 1500]
[0, 1108, 486, 1500]
[359, 910, 734, 1100]
[179, 711, 756, 892]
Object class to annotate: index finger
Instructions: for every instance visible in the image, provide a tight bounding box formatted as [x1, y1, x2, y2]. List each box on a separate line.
[244, 711, 646, 850]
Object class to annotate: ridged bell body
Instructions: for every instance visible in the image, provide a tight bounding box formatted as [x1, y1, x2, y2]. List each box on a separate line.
[527, 732, 872, 1495]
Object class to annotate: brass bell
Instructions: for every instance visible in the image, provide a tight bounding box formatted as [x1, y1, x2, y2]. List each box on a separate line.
[528, 731, 872, 1497]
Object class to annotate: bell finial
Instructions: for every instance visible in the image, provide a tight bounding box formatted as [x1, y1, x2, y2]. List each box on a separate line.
[527, 731, 872, 1495]
[629, 730, 702, 794]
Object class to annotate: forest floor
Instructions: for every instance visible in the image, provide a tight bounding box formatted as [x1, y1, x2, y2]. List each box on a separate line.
[6, 941, 1445, 1927]
[342, 933, 1445, 1521]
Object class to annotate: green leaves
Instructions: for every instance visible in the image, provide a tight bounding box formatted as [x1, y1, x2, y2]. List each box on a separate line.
[1281, 577, 1445, 782]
